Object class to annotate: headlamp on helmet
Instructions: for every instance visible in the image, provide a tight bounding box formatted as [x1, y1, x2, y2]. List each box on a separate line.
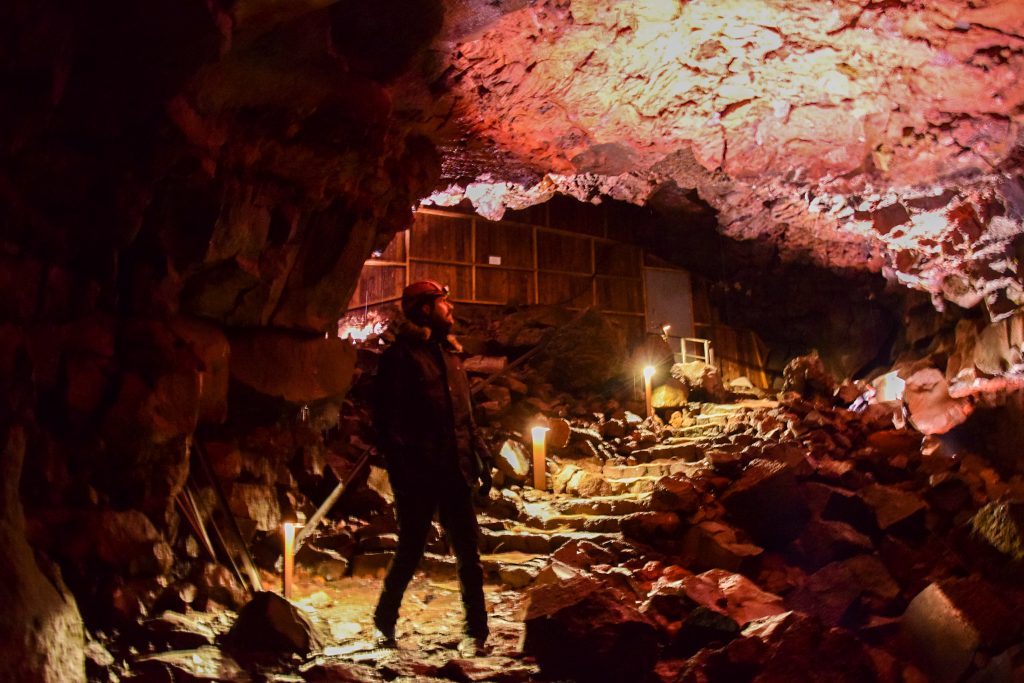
[401, 280, 450, 318]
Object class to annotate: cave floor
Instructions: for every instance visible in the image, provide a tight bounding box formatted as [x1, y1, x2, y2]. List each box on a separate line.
[289, 571, 536, 677]
[127, 568, 541, 682]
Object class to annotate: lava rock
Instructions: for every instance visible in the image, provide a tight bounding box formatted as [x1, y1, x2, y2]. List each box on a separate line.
[522, 576, 660, 683]
[903, 366, 974, 435]
[902, 577, 1022, 683]
[131, 646, 249, 682]
[224, 591, 323, 656]
[649, 475, 701, 514]
[621, 510, 683, 543]
[720, 459, 809, 548]
[671, 606, 740, 657]
[495, 439, 531, 483]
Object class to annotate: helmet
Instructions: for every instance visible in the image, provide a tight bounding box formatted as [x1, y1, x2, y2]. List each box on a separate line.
[401, 280, 449, 317]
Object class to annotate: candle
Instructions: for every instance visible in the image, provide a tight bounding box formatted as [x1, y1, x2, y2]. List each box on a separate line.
[531, 426, 550, 490]
[643, 365, 655, 418]
[282, 522, 296, 599]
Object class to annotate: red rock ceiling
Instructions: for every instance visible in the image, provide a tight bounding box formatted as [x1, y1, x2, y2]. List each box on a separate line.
[398, 0, 1024, 319]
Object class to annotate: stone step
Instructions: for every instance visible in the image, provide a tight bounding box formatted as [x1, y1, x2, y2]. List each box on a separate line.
[480, 528, 619, 554]
[602, 458, 705, 479]
[481, 551, 549, 588]
[604, 476, 658, 495]
[544, 494, 648, 516]
[521, 513, 622, 533]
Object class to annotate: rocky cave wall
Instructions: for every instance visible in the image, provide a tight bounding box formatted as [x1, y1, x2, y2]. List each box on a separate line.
[0, 1, 441, 679]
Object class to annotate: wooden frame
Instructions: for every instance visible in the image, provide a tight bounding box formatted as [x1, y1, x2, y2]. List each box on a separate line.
[349, 207, 647, 321]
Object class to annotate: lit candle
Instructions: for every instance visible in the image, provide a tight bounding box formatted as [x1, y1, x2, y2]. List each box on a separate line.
[531, 426, 550, 490]
[643, 365, 655, 419]
[282, 521, 296, 599]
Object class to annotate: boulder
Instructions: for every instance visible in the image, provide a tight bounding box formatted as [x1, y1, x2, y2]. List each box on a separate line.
[522, 575, 660, 683]
[495, 439, 531, 483]
[791, 519, 874, 570]
[720, 459, 809, 548]
[789, 555, 900, 626]
[671, 361, 727, 402]
[131, 646, 249, 682]
[859, 484, 927, 535]
[193, 563, 249, 610]
[620, 511, 683, 543]
[224, 591, 323, 656]
[781, 351, 835, 398]
[903, 367, 974, 435]
[649, 476, 701, 515]
[566, 469, 612, 498]
[681, 569, 786, 626]
[903, 578, 1022, 683]
[682, 521, 764, 573]
[671, 606, 740, 657]
[652, 381, 688, 409]
[742, 611, 877, 680]
[138, 611, 216, 651]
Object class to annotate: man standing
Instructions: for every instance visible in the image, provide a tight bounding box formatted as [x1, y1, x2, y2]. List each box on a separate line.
[372, 280, 493, 655]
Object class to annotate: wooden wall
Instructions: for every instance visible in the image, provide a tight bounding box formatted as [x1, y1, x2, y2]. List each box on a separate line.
[349, 202, 648, 345]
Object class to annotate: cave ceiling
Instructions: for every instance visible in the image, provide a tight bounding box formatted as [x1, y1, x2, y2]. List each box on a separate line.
[386, 0, 1024, 319]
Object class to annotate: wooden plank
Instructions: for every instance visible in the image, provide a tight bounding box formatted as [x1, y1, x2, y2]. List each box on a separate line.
[537, 231, 592, 273]
[411, 212, 471, 262]
[475, 220, 533, 268]
[476, 267, 534, 305]
[596, 276, 644, 313]
[537, 272, 592, 307]
[595, 242, 641, 277]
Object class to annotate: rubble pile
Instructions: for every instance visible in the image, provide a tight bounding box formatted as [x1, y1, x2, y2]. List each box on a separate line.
[457, 368, 1024, 681]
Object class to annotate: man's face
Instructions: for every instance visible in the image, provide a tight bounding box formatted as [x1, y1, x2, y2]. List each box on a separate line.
[425, 295, 455, 330]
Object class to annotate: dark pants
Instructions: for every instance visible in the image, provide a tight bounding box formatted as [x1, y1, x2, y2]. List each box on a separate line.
[373, 467, 487, 638]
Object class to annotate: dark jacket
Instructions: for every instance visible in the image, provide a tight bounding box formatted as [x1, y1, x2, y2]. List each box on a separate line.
[373, 321, 490, 494]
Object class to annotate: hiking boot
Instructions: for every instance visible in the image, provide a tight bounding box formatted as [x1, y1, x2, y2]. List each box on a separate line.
[373, 628, 398, 649]
[456, 634, 490, 657]
[372, 620, 397, 649]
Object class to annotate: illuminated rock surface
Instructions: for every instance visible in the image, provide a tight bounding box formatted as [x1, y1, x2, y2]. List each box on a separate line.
[404, 0, 1024, 316]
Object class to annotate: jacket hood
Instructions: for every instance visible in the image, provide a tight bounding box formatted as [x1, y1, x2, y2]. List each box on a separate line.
[395, 319, 463, 353]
